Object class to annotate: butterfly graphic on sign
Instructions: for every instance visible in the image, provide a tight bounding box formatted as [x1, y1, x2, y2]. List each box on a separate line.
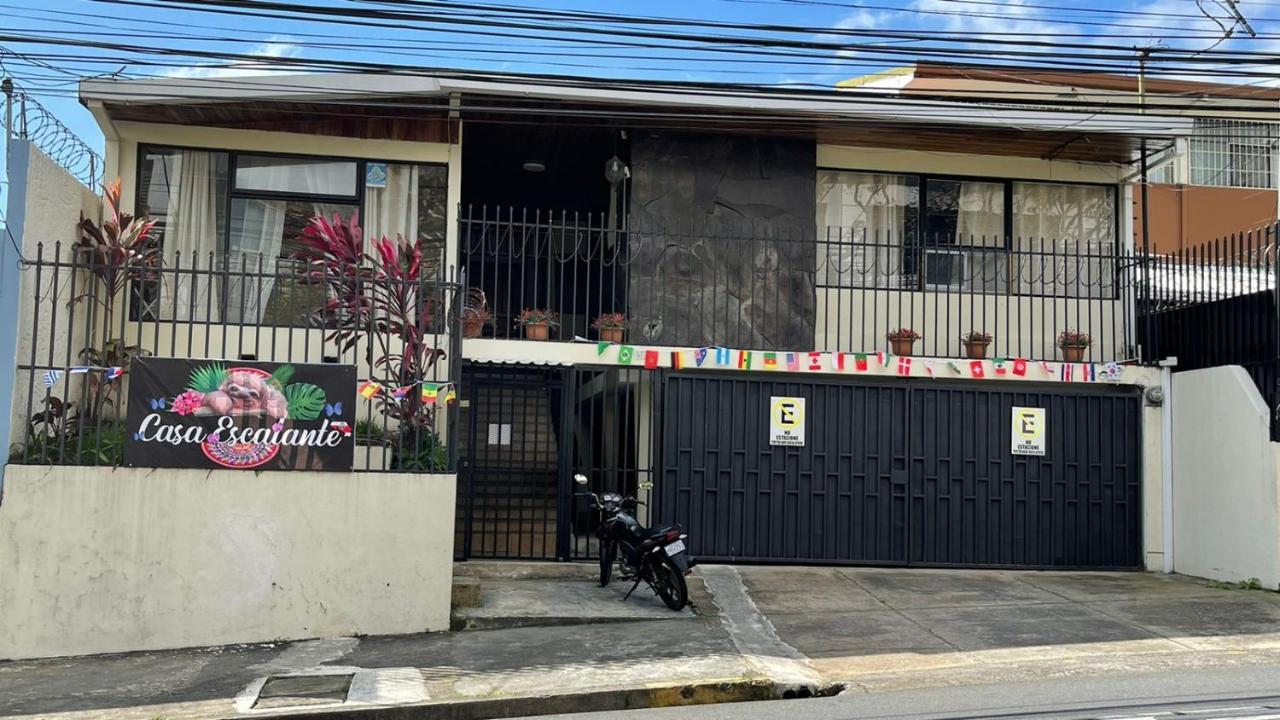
[324, 402, 344, 417]
[149, 397, 167, 410]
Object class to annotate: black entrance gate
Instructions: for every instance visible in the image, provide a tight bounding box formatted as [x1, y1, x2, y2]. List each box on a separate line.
[658, 373, 1143, 569]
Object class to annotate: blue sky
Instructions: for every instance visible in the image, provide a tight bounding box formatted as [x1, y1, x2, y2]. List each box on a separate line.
[3, 0, 1279, 160]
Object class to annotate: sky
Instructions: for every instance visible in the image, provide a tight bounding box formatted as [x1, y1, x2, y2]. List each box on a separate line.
[2, 0, 1279, 185]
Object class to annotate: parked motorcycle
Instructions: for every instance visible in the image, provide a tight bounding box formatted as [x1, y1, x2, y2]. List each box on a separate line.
[574, 473, 693, 611]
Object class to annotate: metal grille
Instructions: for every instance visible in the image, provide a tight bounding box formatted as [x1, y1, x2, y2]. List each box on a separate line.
[1189, 118, 1279, 189]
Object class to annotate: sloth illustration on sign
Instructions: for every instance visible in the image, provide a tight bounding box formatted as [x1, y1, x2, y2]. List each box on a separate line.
[124, 358, 356, 471]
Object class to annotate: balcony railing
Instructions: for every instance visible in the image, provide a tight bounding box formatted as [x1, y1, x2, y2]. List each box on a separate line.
[460, 206, 1135, 362]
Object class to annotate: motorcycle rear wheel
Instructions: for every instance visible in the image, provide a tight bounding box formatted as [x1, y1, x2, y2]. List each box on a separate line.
[599, 542, 616, 587]
[650, 555, 688, 611]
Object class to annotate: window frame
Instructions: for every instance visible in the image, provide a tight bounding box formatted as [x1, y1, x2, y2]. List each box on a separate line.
[133, 143, 449, 323]
[816, 167, 1121, 298]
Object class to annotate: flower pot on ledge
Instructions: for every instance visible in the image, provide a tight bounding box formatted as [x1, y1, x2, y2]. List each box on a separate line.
[524, 322, 551, 341]
[463, 318, 485, 338]
[964, 340, 990, 359]
[890, 338, 917, 356]
[599, 327, 625, 344]
[1061, 345, 1087, 363]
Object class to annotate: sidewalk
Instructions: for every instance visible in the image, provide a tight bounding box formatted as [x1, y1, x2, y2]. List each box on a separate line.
[2, 565, 1279, 719]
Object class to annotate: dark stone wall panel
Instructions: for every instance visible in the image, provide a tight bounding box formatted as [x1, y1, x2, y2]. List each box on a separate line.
[628, 133, 817, 350]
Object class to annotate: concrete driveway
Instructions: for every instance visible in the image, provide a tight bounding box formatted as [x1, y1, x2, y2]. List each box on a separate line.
[725, 566, 1280, 687]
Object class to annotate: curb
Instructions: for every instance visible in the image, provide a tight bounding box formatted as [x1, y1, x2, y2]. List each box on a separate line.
[232, 677, 844, 720]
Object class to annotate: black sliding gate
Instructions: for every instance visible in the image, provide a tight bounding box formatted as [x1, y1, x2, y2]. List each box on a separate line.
[458, 363, 1143, 569]
[658, 373, 1144, 569]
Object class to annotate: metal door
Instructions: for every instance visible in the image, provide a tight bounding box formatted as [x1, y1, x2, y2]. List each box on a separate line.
[658, 374, 1142, 569]
[658, 373, 910, 564]
[909, 384, 1143, 569]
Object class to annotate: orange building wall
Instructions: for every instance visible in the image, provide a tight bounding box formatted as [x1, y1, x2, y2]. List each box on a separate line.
[1134, 184, 1278, 254]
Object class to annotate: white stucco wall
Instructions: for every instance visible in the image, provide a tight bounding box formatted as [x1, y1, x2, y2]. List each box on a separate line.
[0, 465, 456, 660]
[1171, 366, 1280, 589]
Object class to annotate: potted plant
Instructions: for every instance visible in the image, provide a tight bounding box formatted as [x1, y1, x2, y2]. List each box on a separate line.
[961, 330, 992, 359]
[591, 313, 629, 343]
[1058, 329, 1092, 362]
[887, 328, 922, 356]
[461, 289, 491, 339]
[516, 308, 560, 341]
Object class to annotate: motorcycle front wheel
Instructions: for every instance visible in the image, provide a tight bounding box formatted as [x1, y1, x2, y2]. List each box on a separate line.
[599, 541, 616, 587]
[649, 555, 689, 611]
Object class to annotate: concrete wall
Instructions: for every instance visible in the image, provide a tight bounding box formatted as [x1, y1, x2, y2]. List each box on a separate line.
[1171, 366, 1280, 589]
[1134, 182, 1278, 254]
[1, 140, 100, 452]
[0, 465, 456, 660]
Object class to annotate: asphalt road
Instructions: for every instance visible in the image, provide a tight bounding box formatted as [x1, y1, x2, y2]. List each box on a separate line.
[523, 662, 1280, 720]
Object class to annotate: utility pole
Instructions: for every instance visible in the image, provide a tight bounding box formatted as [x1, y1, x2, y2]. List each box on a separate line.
[1223, 0, 1257, 37]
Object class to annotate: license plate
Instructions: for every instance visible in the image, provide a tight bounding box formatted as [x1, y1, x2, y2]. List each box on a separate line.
[665, 539, 686, 555]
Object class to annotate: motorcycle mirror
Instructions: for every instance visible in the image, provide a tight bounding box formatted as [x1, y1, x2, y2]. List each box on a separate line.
[573, 473, 589, 486]
[638, 480, 654, 491]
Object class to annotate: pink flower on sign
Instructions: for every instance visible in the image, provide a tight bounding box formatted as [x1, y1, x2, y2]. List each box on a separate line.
[171, 390, 204, 416]
[271, 421, 285, 433]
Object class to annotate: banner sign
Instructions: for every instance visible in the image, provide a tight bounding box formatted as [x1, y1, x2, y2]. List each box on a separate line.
[124, 357, 356, 471]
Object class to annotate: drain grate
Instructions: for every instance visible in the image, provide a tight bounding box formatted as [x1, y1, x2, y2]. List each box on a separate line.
[253, 673, 355, 709]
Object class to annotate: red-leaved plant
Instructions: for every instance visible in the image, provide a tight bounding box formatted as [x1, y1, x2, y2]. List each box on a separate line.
[293, 213, 446, 438]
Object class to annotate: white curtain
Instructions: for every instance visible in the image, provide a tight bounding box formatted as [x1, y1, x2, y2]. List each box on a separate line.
[1013, 183, 1115, 297]
[161, 150, 221, 321]
[364, 165, 419, 243]
[226, 198, 287, 323]
[955, 181, 1005, 291]
[818, 171, 911, 288]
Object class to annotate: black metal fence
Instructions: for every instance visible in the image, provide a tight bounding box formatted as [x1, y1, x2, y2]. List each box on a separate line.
[11, 243, 462, 471]
[460, 206, 1136, 362]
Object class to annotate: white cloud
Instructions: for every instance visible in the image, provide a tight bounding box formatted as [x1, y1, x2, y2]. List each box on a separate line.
[162, 36, 304, 79]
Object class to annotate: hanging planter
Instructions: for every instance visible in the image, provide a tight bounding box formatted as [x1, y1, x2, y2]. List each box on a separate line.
[591, 313, 629, 344]
[1057, 329, 1092, 363]
[961, 330, 992, 360]
[516, 308, 560, 341]
[461, 289, 491, 339]
[886, 328, 921, 357]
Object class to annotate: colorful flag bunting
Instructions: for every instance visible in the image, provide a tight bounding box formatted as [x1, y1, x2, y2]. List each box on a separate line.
[694, 348, 709, 367]
[807, 352, 823, 371]
[714, 347, 731, 366]
[1100, 361, 1123, 382]
[876, 351, 888, 367]
[644, 350, 659, 370]
[105, 367, 124, 381]
[391, 385, 412, 401]
[854, 353, 869, 372]
[671, 351, 685, 370]
[1083, 363, 1097, 382]
[1060, 363, 1075, 382]
[596, 342, 610, 356]
[897, 356, 913, 376]
[832, 353, 847, 371]
[763, 352, 778, 370]
[359, 381, 383, 399]
[43, 369, 61, 388]
[1039, 360, 1054, 375]
[68, 366, 91, 374]
[444, 387, 457, 404]
[786, 353, 799, 371]
[1012, 358, 1028, 377]
[618, 346, 635, 365]
[421, 383, 440, 403]
[970, 360, 985, 378]
[737, 350, 751, 369]
[924, 360, 937, 378]
[948, 361, 963, 375]
[993, 358, 1007, 375]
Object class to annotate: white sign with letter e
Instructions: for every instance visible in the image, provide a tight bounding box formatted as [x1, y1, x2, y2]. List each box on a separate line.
[1011, 406, 1046, 456]
[770, 396, 805, 447]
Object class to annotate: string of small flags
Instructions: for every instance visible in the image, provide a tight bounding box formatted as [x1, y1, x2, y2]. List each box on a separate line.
[358, 378, 457, 405]
[593, 342, 1125, 383]
[42, 365, 125, 387]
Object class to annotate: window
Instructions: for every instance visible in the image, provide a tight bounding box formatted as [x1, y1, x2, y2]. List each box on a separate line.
[137, 146, 450, 324]
[817, 170, 1117, 297]
[1190, 119, 1278, 189]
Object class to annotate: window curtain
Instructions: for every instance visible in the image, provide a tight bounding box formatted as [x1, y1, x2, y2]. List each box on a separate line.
[364, 164, 420, 243]
[818, 171, 911, 288]
[161, 150, 222, 321]
[1013, 183, 1115, 297]
[955, 181, 1005, 291]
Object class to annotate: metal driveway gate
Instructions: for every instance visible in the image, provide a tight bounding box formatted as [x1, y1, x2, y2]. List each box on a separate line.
[658, 373, 1143, 569]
